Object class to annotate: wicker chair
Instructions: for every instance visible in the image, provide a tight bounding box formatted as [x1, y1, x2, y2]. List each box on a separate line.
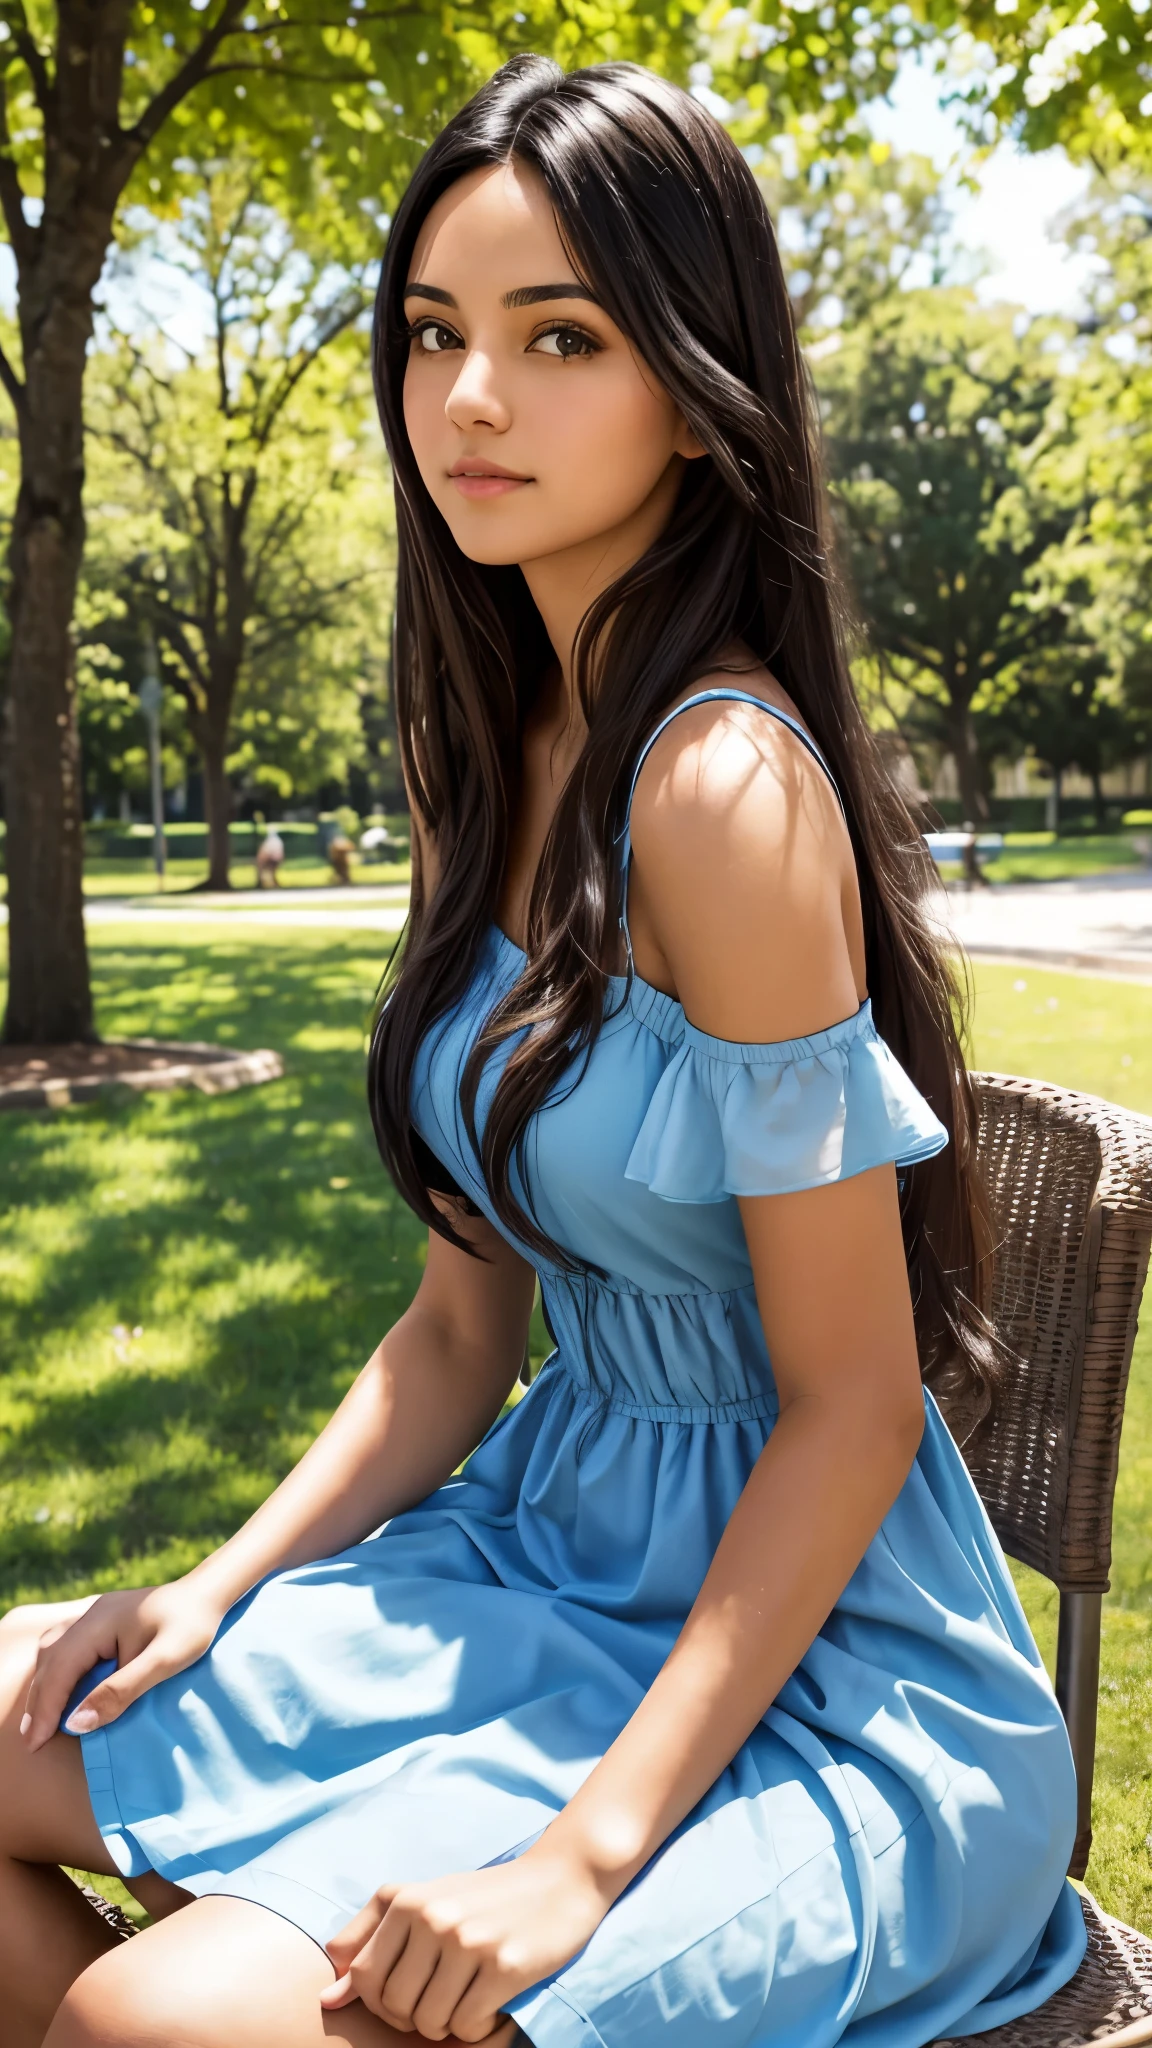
[79, 1074, 1152, 2043]
[936, 1074, 1152, 2047]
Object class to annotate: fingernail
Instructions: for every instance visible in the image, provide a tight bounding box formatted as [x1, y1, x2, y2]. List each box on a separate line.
[65, 1709, 99, 1734]
[19, 1713, 31, 1737]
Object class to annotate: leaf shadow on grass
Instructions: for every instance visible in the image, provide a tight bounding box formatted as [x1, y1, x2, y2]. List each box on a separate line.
[0, 931, 427, 1606]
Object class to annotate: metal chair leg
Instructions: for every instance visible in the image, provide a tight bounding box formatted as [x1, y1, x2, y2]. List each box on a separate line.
[1056, 1590, 1102, 1881]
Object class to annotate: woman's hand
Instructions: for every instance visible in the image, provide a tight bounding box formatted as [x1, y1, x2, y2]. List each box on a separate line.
[320, 1843, 610, 2042]
[20, 1580, 227, 1751]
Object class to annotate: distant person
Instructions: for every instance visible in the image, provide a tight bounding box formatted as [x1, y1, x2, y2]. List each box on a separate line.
[359, 823, 392, 862]
[961, 820, 989, 889]
[326, 831, 354, 885]
[255, 826, 285, 889]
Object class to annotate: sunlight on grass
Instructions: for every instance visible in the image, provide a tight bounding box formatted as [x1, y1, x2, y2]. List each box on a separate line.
[969, 963, 1152, 1931]
[0, 926, 423, 1603]
[0, 931, 1148, 1929]
[0, 854, 413, 900]
[967, 961, 1152, 1117]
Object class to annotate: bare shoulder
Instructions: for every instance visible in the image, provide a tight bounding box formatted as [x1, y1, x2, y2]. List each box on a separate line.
[628, 670, 844, 860]
[626, 667, 865, 1042]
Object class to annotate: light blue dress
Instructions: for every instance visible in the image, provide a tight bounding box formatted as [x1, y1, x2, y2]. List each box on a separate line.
[71, 691, 1085, 2046]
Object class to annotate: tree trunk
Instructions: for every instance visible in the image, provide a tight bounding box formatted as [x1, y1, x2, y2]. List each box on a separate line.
[1046, 768, 1062, 835]
[202, 734, 233, 891]
[185, 650, 241, 892]
[0, 0, 139, 1044]
[1090, 766, 1105, 826]
[948, 699, 990, 826]
[1, 1, 245, 1033]
[2, 303, 95, 1042]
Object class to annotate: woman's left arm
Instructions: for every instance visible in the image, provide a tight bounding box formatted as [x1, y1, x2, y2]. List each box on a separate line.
[322, 707, 927, 2042]
[534, 1156, 925, 1886]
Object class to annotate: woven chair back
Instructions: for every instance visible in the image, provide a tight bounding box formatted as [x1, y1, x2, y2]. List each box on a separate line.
[963, 1076, 1152, 1592]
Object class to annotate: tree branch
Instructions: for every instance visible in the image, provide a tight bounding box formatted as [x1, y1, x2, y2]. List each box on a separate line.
[126, 0, 248, 154]
[213, 276, 232, 422]
[0, 1, 51, 116]
[252, 293, 367, 448]
[147, 600, 209, 703]
[0, 75, 35, 269]
[268, 8, 435, 26]
[251, 495, 313, 576]
[0, 334, 25, 415]
[200, 62, 371, 85]
[124, 1, 436, 169]
[249, 576, 368, 656]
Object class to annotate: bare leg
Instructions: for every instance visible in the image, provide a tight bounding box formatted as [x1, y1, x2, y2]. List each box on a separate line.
[0, 1607, 522, 2048]
[0, 1604, 189, 2048]
[44, 1896, 522, 2048]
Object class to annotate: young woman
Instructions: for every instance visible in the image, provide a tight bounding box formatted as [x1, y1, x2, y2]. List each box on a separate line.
[1, 56, 1085, 2048]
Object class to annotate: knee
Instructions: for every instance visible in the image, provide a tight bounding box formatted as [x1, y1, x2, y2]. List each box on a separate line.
[0, 1604, 40, 1713]
[0, 1598, 96, 1713]
[0, 1600, 68, 1635]
[44, 1899, 338, 2047]
[45, 1949, 170, 2048]
[0, 1600, 78, 1661]
[43, 1966, 108, 2048]
[42, 1977, 105, 2048]
[0, 1600, 42, 1647]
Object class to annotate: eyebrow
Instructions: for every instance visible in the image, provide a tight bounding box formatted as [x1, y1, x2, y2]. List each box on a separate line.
[503, 283, 598, 308]
[402, 281, 599, 310]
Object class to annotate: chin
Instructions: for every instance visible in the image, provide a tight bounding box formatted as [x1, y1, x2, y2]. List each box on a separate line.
[446, 515, 570, 568]
[450, 533, 531, 567]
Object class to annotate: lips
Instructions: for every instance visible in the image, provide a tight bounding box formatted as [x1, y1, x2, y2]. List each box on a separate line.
[447, 456, 532, 500]
[448, 458, 531, 481]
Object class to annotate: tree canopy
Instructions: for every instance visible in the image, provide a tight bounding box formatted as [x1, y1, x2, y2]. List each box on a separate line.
[946, 0, 1152, 169]
[812, 140, 1152, 821]
[819, 289, 1083, 817]
[81, 162, 390, 884]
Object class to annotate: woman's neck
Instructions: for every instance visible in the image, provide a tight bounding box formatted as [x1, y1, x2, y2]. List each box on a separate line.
[519, 454, 686, 698]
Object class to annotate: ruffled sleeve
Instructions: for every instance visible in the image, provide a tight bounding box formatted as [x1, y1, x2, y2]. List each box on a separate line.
[624, 999, 948, 1203]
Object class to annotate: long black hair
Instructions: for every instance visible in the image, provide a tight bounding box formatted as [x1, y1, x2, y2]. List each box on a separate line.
[368, 55, 1000, 1431]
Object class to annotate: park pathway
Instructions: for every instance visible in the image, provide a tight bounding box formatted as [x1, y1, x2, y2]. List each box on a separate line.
[0, 883, 412, 935]
[938, 871, 1152, 981]
[3, 873, 1152, 977]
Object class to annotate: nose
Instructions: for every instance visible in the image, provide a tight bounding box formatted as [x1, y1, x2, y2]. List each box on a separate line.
[444, 345, 512, 435]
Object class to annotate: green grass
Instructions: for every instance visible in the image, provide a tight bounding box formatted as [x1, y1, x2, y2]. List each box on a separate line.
[0, 936, 1149, 1931]
[968, 962, 1152, 1933]
[0, 856, 412, 899]
[79, 856, 412, 896]
[969, 961, 1152, 1116]
[936, 831, 1147, 886]
[0, 928, 422, 1602]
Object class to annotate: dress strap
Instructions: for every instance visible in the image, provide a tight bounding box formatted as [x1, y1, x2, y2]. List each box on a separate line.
[618, 688, 845, 972]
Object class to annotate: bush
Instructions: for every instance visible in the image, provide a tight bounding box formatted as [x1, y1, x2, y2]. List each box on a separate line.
[928, 795, 1132, 835]
[84, 821, 320, 861]
[317, 808, 361, 851]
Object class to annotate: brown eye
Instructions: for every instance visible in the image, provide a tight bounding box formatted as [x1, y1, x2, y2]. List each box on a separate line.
[414, 322, 461, 353]
[530, 325, 599, 360]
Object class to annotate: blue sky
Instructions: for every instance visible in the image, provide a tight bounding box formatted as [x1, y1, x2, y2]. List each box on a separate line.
[869, 56, 1100, 316]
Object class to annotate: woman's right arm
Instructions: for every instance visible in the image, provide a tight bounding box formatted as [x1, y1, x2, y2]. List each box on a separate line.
[22, 1204, 536, 1749]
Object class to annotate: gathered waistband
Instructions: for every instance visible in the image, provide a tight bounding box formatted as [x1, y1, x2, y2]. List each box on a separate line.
[538, 1272, 779, 1424]
[545, 1353, 778, 1425]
